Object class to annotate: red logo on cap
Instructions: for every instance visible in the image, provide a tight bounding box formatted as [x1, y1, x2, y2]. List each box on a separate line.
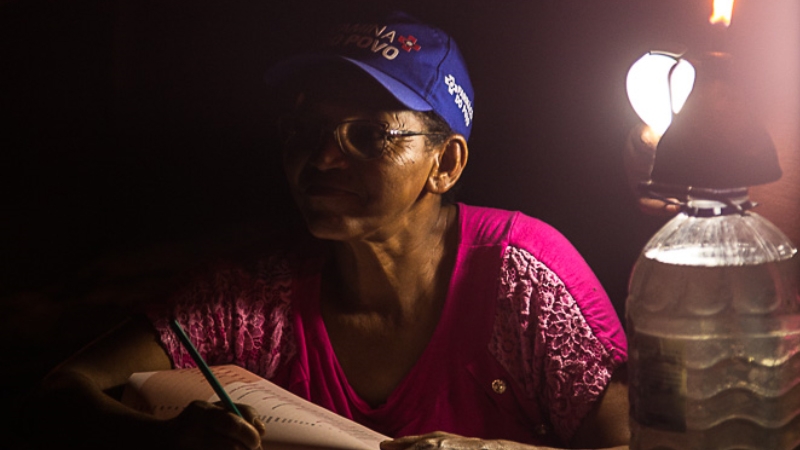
[398, 35, 421, 52]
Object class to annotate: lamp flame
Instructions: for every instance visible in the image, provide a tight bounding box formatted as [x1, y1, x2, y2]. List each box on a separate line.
[710, 0, 735, 27]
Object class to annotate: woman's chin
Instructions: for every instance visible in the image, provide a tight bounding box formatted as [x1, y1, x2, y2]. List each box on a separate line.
[302, 213, 363, 242]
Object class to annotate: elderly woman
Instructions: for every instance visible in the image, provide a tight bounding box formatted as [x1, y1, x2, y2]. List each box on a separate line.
[37, 10, 629, 450]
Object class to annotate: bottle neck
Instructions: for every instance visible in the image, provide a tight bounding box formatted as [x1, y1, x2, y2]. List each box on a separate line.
[685, 187, 753, 217]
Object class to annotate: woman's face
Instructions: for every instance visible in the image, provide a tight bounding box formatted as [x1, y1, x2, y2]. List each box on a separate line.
[281, 79, 440, 243]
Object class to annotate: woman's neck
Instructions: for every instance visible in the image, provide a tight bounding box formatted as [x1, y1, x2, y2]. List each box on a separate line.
[323, 202, 459, 320]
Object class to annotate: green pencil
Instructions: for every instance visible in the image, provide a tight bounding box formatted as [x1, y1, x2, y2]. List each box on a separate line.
[169, 319, 244, 418]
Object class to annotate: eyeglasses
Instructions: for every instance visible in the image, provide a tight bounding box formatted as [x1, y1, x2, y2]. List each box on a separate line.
[278, 117, 447, 160]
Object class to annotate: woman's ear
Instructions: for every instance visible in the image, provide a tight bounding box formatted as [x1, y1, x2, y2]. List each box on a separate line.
[427, 134, 468, 194]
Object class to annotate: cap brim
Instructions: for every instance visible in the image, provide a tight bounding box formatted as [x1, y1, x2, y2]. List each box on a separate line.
[264, 54, 434, 112]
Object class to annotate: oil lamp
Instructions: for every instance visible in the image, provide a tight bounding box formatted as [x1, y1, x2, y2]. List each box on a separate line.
[626, 0, 782, 199]
[624, 2, 798, 448]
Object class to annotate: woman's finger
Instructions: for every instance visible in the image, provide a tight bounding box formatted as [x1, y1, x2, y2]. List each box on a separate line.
[171, 400, 264, 450]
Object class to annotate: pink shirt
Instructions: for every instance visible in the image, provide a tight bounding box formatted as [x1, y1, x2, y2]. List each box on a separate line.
[148, 204, 627, 446]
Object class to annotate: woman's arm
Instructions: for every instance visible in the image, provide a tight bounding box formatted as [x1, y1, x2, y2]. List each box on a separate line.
[379, 366, 629, 450]
[33, 314, 266, 450]
[380, 433, 627, 450]
[569, 365, 629, 448]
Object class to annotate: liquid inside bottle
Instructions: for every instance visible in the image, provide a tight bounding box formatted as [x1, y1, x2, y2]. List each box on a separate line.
[627, 197, 800, 450]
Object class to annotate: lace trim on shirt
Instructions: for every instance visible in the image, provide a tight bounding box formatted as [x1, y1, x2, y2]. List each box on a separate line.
[489, 246, 618, 443]
[151, 254, 296, 379]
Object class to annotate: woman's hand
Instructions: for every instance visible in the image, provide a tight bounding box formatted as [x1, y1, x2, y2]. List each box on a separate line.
[381, 432, 516, 450]
[623, 124, 681, 217]
[165, 401, 266, 450]
[380, 431, 629, 450]
[34, 317, 267, 450]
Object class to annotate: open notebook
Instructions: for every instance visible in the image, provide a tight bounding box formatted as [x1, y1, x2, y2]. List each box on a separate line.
[121, 364, 390, 450]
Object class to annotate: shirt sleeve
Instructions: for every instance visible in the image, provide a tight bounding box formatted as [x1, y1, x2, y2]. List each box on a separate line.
[145, 255, 296, 379]
[492, 243, 627, 444]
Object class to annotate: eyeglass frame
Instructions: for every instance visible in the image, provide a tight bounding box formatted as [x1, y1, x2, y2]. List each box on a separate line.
[278, 116, 450, 161]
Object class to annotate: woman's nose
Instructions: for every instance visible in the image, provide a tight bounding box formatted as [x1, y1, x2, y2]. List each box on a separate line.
[309, 133, 349, 170]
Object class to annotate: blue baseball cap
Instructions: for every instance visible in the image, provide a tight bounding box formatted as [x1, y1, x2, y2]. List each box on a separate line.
[265, 11, 475, 140]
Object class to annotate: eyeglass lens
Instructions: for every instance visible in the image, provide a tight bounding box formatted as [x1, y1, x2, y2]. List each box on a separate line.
[280, 118, 388, 160]
[337, 122, 386, 159]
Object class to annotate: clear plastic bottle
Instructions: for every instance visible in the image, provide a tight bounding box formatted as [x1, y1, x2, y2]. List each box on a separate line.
[627, 193, 800, 450]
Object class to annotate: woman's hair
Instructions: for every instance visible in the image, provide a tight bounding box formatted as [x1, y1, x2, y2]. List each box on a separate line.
[416, 110, 453, 147]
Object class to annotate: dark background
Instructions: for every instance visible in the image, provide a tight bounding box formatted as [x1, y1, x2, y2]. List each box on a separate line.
[3, 0, 795, 444]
